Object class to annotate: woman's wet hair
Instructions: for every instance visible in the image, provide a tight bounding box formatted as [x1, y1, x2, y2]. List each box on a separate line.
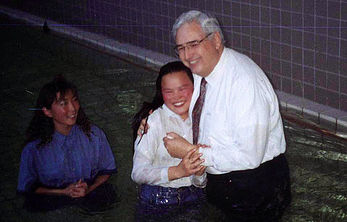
[25, 75, 91, 147]
[131, 61, 193, 142]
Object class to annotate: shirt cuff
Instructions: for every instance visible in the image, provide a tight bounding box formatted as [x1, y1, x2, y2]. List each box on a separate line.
[161, 167, 169, 183]
[191, 174, 207, 188]
[199, 147, 214, 167]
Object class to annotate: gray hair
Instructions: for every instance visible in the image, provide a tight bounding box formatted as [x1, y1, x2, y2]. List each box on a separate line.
[172, 10, 224, 43]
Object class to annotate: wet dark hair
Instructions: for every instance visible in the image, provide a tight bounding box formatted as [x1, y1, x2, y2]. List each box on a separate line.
[131, 61, 193, 142]
[25, 75, 91, 147]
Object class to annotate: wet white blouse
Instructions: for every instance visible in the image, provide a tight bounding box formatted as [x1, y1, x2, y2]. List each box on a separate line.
[190, 48, 286, 174]
[131, 104, 206, 188]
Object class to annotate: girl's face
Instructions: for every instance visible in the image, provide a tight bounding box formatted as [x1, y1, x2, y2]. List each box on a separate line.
[161, 71, 194, 120]
[43, 90, 80, 135]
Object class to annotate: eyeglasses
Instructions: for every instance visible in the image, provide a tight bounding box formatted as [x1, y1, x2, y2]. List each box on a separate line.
[174, 33, 212, 56]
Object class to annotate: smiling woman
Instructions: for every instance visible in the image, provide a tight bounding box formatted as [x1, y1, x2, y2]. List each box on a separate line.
[161, 70, 194, 120]
[42, 90, 80, 136]
[131, 61, 207, 221]
[17, 76, 117, 212]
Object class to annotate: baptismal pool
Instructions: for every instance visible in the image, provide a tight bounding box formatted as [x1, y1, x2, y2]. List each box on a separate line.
[1, 14, 346, 221]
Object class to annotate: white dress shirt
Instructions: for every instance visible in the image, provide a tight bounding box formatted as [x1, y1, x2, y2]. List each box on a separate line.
[190, 48, 286, 174]
[132, 104, 206, 188]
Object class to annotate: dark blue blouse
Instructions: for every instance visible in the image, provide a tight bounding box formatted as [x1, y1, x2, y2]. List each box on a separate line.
[17, 125, 117, 193]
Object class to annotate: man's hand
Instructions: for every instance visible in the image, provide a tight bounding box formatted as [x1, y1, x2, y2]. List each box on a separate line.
[137, 110, 153, 137]
[137, 117, 148, 137]
[163, 132, 195, 158]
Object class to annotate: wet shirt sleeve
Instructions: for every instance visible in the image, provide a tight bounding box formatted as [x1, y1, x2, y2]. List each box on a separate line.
[17, 143, 39, 193]
[191, 174, 207, 188]
[131, 113, 169, 185]
[93, 126, 117, 175]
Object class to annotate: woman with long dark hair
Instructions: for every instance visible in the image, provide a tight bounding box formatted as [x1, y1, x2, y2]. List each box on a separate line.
[131, 61, 207, 221]
[18, 75, 117, 211]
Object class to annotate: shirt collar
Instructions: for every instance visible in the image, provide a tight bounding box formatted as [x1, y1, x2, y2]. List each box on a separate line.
[162, 104, 191, 123]
[203, 48, 227, 86]
[162, 104, 180, 118]
[51, 125, 77, 147]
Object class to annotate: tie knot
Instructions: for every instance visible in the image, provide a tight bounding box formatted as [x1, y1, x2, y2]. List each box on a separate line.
[201, 78, 207, 88]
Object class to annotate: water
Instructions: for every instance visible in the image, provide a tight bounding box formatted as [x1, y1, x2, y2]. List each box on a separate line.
[1, 14, 346, 221]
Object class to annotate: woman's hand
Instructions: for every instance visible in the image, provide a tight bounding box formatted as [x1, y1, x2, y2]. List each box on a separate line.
[64, 179, 88, 198]
[194, 165, 206, 176]
[178, 148, 205, 177]
[194, 144, 209, 176]
[168, 148, 205, 180]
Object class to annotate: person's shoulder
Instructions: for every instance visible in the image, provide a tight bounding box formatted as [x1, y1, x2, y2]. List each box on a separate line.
[226, 48, 254, 65]
[89, 124, 107, 137]
[226, 48, 262, 82]
[147, 107, 163, 123]
[21, 139, 41, 155]
[142, 107, 165, 134]
[227, 48, 260, 72]
[90, 124, 101, 132]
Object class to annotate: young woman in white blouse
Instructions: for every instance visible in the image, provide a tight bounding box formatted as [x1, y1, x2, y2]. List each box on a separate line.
[131, 61, 207, 221]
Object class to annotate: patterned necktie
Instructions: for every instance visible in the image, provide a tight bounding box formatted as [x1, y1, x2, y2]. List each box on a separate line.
[192, 78, 207, 144]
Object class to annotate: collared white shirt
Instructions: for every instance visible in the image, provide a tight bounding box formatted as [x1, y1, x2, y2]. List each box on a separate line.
[190, 48, 286, 174]
[132, 104, 206, 188]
